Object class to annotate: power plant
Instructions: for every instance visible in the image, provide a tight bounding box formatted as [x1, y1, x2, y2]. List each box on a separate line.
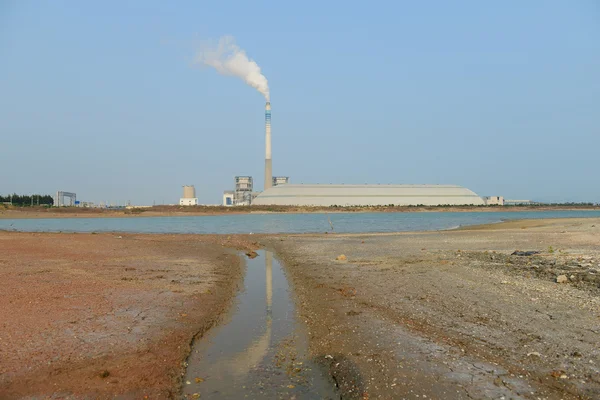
[219, 97, 499, 207]
[222, 101, 286, 206]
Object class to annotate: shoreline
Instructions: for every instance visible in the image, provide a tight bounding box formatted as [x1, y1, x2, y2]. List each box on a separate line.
[1, 205, 599, 220]
[2, 214, 599, 238]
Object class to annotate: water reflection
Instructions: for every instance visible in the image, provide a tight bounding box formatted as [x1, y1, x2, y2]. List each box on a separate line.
[219, 251, 273, 378]
[183, 250, 337, 398]
[183, 250, 281, 397]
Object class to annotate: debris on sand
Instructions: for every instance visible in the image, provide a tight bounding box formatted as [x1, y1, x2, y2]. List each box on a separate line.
[336, 254, 347, 261]
[511, 250, 540, 256]
[338, 287, 357, 297]
[245, 251, 259, 259]
[100, 370, 110, 378]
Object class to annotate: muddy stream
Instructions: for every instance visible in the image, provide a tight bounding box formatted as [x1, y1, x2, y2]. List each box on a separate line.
[182, 250, 338, 399]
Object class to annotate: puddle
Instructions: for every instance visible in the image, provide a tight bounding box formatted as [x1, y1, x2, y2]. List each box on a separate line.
[182, 250, 337, 399]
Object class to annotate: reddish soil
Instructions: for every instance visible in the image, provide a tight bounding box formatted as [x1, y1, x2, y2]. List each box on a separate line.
[0, 232, 257, 399]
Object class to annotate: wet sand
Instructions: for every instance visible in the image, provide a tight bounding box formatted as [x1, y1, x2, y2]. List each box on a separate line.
[265, 218, 600, 399]
[0, 232, 257, 399]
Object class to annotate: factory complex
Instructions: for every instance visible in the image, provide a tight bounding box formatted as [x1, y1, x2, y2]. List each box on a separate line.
[53, 101, 521, 209]
[213, 101, 508, 208]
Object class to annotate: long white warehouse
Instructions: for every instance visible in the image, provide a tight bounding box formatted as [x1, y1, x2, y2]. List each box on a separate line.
[252, 184, 485, 206]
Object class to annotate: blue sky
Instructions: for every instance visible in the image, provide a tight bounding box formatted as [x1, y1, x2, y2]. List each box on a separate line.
[1, 1, 598, 204]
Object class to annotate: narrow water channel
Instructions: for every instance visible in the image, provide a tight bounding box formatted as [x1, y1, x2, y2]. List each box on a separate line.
[182, 250, 337, 399]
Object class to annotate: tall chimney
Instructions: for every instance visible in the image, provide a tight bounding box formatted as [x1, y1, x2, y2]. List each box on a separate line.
[264, 101, 272, 190]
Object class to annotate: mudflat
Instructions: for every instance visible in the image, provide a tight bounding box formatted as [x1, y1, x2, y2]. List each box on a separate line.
[265, 218, 600, 399]
[0, 232, 256, 398]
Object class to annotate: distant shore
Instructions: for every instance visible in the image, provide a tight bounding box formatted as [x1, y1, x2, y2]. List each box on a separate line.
[1, 204, 599, 219]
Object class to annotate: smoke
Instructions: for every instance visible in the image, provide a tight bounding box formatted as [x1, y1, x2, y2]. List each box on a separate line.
[195, 36, 270, 101]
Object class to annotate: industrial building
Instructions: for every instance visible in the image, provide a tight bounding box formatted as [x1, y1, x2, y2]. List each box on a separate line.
[223, 176, 262, 206]
[505, 199, 535, 206]
[222, 191, 234, 206]
[483, 196, 505, 206]
[272, 176, 289, 187]
[180, 185, 198, 206]
[55, 191, 76, 207]
[221, 100, 500, 208]
[234, 176, 254, 206]
[252, 184, 486, 207]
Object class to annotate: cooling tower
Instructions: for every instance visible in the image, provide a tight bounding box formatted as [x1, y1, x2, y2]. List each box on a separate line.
[264, 102, 272, 191]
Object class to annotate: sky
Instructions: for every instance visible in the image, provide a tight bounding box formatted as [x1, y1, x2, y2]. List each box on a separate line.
[1, 1, 599, 205]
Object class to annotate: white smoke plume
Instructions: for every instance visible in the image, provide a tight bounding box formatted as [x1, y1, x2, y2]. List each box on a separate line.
[195, 36, 270, 101]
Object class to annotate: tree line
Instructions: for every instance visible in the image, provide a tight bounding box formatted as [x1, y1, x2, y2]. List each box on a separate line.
[0, 194, 54, 206]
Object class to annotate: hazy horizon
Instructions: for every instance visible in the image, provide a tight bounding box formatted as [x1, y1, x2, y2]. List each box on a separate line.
[1, 1, 598, 205]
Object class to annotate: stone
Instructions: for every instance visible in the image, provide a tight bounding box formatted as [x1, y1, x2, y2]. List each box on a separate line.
[511, 250, 540, 256]
[245, 251, 259, 259]
[556, 275, 568, 283]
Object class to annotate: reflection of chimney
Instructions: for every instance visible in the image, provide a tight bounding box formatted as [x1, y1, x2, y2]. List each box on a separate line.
[266, 251, 272, 319]
[264, 102, 272, 191]
[225, 250, 273, 378]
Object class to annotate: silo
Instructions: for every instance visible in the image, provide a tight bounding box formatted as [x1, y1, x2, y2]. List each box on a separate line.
[183, 185, 196, 199]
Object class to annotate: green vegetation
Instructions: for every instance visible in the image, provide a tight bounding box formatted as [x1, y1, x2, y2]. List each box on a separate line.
[0, 193, 54, 206]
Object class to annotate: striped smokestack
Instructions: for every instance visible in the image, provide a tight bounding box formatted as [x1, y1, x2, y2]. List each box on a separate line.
[264, 102, 272, 190]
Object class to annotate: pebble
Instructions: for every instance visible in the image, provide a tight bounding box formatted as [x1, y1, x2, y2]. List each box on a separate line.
[556, 275, 568, 284]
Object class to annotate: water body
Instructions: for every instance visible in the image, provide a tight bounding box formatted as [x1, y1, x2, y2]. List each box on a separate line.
[182, 251, 337, 399]
[1, 210, 599, 234]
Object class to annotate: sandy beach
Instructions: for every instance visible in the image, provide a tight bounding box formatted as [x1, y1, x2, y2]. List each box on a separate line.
[1, 218, 599, 399]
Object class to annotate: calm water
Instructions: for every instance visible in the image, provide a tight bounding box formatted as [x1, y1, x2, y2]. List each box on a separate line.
[183, 251, 337, 399]
[1, 210, 599, 234]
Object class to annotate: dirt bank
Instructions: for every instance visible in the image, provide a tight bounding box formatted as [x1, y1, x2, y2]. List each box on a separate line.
[265, 218, 600, 399]
[1, 205, 599, 219]
[0, 232, 257, 399]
